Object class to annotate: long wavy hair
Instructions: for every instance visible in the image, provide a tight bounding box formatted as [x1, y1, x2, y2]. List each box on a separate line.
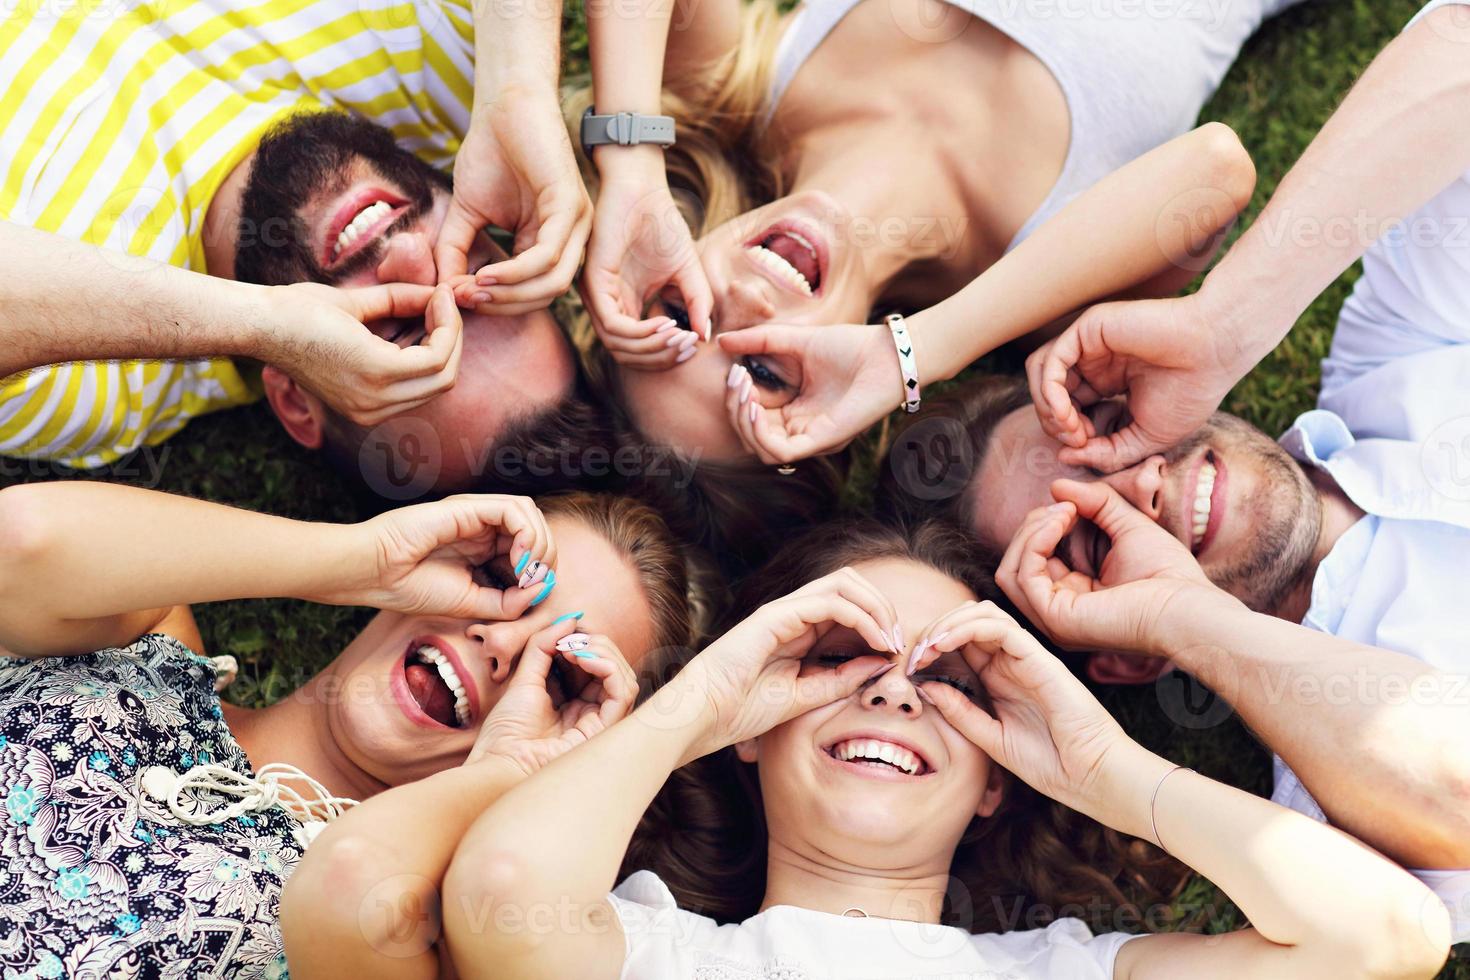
[621, 516, 1189, 935]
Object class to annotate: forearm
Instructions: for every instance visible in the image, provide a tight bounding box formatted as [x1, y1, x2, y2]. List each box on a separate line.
[1163, 595, 1470, 868]
[0, 222, 272, 379]
[1103, 744, 1446, 974]
[0, 483, 364, 656]
[1199, 8, 1470, 365]
[471, 0, 561, 99]
[441, 682, 706, 976]
[909, 123, 1255, 382]
[283, 757, 527, 980]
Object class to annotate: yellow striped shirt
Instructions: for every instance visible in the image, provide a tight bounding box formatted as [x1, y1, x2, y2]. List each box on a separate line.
[0, 0, 476, 468]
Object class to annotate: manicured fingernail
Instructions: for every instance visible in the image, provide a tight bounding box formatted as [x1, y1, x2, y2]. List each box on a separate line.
[572, 651, 599, 660]
[655, 322, 679, 336]
[891, 625, 904, 653]
[476, 273, 497, 285]
[866, 663, 896, 682]
[1048, 502, 1071, 513]
[726, 364, 743, 388]
[907, 640, 929, 676]
[664, 331, 687, 348]
[551, 611, 584, 626]
[915, 686, 937, 707]
[556, 632, 591, 652]
[529, 570, 557, 607]
[678, 330, 698, 349]
[675, 345, 696, 363]
[931, 630, 951, 648]
[514, 552, 532, 576]
[518, 560, 541, 589]
[739, 376, 752, 403]
[470, 291, 491, 304]
[747, 401, 758, 423]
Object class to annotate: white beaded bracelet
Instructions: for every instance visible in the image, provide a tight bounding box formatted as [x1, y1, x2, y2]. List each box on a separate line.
[885, 313, 921, 414]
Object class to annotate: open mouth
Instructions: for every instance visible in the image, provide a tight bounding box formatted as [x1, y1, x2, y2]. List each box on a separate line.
[824, 736, 931, 777]
[323, 191, 408, 269]
[1187, 450, 1226, 556]
[401, 640, 471, 728]
[745, 225, 824, 296]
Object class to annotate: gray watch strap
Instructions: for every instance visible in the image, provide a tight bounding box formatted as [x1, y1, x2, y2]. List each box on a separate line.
[580, 108, 676, 156]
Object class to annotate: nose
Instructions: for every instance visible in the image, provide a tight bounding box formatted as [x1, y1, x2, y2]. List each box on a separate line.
[375, 232, 437, 286]
[861, 664, 923, 716]
[1100, 454, 1166, 522]
[466, 621, 530, 684]
[717, 277, 778, 331]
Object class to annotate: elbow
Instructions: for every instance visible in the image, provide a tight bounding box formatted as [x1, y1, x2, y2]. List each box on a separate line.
[442, 845, 541, 956]
[0, 485, 57, 600]
[283, 834, 442, 963]
[1194, 121, 1257, 214]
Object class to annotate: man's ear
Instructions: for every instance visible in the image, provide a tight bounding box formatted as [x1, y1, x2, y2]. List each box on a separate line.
[1087, 652, 1169, 686]
[261, 365, 325, 450]
[976, 765, 1006, 819]
[734, 739, 759, 764]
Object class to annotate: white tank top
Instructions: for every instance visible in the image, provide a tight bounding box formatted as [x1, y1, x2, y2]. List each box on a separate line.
[767, 0, 1306, 249]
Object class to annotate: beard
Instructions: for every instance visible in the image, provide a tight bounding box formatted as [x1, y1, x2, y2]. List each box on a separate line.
[1165, 413, 1322, 616]
[232, 110, 446, 287]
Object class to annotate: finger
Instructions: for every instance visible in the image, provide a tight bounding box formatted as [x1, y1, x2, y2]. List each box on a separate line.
[724, 364, 773, 462]
[673, 260, 715, 343]
[477, 225, 585, 306]
[1035, 328, 1088, 449]
[475, 200, 578, 287]
[716, 325, 796, 358]
[342, 282, 438, 322]
[791, 653, 892, 718]
[920, 680, 1004, 758]
[507, 615, 586, 689]
[559, 635, 637, 726]
[1048, 479, 1158, 545]
[1056, 424, 1160, 473]
[434, 202, 482, 282]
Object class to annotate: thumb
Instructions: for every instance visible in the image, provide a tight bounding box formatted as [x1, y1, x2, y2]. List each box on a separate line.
[1049, 479, 1158, 543]
[717, 325, 801, 357]
[921, 681, 1005, 760]
[434, 201, 483, 281]
[1058, 422, 1160, 472]
[338, 282, 437, 323]
[791, 656, 890, 718]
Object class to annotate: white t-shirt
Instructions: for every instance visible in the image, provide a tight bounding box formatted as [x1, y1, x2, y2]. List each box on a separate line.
[609, 871, 1138, 979]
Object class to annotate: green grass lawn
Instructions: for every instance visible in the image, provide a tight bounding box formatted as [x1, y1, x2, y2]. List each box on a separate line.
[2, 0, 1464, 971]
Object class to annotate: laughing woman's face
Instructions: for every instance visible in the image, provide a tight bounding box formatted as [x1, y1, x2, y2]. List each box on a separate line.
[317, 513, 657, 787]
[617, 190, 878, 462]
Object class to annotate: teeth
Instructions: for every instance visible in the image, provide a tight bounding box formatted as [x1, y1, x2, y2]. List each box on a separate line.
[333, 200, 393, 258]
[1191, 460, 1217, 545]
[415, 645, 471, 727]
[746, 245, 813, 296]
[832, 739, 921, 776]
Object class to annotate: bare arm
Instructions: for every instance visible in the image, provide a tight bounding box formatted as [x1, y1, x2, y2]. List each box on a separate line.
[1162, 591, 1470, 870]
[908, 122, 1256, 384]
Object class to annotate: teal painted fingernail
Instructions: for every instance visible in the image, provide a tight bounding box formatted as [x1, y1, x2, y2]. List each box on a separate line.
[514, 552, 531, 576]
[529, 569, 557, 607]
[551, 610, 584, 626]
[573, 651, 599, 660]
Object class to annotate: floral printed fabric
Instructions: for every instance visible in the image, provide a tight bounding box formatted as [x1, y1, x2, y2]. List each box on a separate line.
[0, 634, 302, 979]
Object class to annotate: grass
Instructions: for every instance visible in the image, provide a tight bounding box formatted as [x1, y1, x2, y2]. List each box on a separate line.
[2, 0, 1464, 971]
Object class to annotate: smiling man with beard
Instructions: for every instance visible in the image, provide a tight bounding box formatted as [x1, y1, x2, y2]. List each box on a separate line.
[211, 111, 604, 498]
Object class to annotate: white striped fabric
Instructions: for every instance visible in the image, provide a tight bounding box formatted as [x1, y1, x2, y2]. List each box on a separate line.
[0, 0, 475, 468]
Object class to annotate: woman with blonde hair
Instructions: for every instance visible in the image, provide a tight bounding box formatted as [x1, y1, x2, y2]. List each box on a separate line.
[534, 0, 1306, 469]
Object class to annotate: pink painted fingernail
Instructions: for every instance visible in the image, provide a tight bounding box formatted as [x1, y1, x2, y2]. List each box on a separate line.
[739, 376, 753, 403]
[907, 639, 929, 675]
[664, 331, 687, 348]
[726, 364, 743, 388]
[748, 402, 758, 423]
[675, 346, 696, 363]
[891, 624, 904, 653]
[655, 322, 679, 336]
[930, 630, 951, 648]
[866, 663, 896, 683]
[678, 332, 698, 351]
[470, 291, 491, 304]
[915, 686, 937, 707]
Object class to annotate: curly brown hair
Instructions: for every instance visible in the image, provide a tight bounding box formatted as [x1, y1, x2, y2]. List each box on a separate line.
[620, 515, 1188, 934]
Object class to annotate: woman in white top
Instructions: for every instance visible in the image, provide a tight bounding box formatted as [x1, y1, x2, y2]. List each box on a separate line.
[440, 517, 1452, 979]
[546, 0, 1307, 467]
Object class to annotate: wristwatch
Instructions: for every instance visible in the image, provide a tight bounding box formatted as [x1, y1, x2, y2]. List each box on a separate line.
[580, 108, 676, 158]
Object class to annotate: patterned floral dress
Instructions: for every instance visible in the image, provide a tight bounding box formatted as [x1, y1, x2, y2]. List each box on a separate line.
[0, 634, 304, 979]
